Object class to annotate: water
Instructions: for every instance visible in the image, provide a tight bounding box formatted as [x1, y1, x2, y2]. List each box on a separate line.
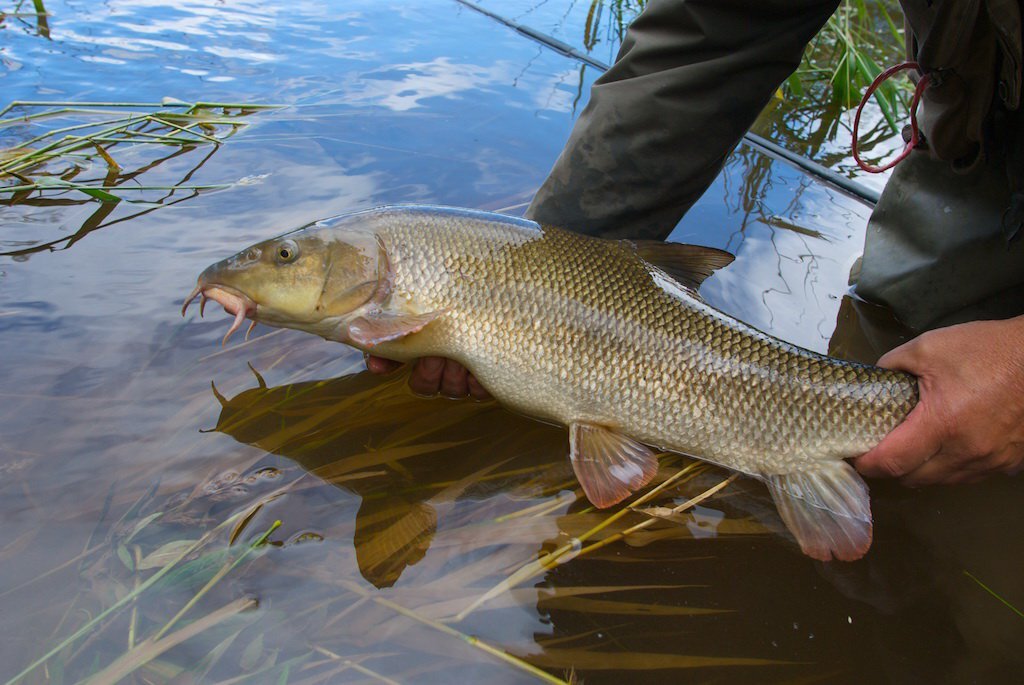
[2, 1, 1022, 683]
[470, 0, 908, 196]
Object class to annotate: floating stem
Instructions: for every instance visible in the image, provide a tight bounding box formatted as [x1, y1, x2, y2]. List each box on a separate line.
[337, 579, 567, 684]
[963, 570, 1024, 620]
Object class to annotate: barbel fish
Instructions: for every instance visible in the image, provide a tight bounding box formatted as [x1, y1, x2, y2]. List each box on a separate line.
[183, 205, 918, 561]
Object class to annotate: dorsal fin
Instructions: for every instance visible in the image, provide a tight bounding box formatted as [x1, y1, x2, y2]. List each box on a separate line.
[629, 241, 734, 291]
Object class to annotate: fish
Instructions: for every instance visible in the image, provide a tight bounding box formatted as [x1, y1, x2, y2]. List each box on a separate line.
[183, 205, 918, 561]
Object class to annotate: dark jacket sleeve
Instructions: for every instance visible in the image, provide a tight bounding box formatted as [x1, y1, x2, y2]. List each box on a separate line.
[526, 0, 841, 240]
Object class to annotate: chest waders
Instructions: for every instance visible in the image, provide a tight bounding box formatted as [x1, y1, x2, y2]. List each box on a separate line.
[527, 0, 1024, 332]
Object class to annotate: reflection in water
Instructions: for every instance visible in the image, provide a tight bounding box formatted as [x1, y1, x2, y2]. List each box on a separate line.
[476, 0, 907, 189]
[691, 142, 916, 362]
[0, 0, 50, 38]
[674, 142, 873, 354]
[212, 369, 571, 588]
[580, 0, 645, 52]
[204, 365, 825, 680]
[0, 102, 277, 258]
[346, 58, 518, 112]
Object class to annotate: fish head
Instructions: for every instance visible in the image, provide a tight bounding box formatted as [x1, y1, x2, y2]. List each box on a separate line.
[184, 222, 388, 344]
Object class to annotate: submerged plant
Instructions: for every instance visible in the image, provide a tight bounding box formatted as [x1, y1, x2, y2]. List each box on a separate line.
[2, 362, 780, 684]
[5, 505, 281, 685]
[963, 570, 1024, 621]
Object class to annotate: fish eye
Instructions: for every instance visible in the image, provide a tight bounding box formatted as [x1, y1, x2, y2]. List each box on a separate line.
[276, 240, 299, 264]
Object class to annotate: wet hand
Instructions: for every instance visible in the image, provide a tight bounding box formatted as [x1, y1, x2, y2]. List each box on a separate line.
[855, 317, 1024, 486]
[365, 355, 492, 400]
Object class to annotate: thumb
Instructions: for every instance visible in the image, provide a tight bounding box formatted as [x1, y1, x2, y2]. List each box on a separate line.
[875, 338, 919, 373]
[854, 403, 940, 479]
[365, 355, 403, 374]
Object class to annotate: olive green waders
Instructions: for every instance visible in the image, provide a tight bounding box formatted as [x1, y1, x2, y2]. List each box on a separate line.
[526, 0, 1024, 331]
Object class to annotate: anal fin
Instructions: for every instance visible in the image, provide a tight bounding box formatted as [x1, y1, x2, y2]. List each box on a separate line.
[569, 423, 659, 508]
[765, 461, 872, 562]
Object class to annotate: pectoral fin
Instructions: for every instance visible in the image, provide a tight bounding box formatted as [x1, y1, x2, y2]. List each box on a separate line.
[348, 310, 444, 347]
[569, 423, 659, 508]
[765, 461, 872, 562]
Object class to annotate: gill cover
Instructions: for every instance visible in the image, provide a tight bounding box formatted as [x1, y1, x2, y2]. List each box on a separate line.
[313, 229, 389, 320]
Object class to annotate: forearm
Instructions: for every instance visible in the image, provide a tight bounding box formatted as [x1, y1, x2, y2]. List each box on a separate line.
[527, 0, 841, 240]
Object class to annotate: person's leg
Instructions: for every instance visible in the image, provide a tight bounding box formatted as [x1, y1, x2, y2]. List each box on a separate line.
[526, 0, 841, 240]
[856, 151, 1024, 330]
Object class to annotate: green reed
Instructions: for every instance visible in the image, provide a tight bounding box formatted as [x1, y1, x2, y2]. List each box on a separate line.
[772, 0, 908, 134]
[0, 100, 282, 203]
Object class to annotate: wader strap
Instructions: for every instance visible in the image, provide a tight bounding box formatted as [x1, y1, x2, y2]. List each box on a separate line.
[853, 62, 931, 173]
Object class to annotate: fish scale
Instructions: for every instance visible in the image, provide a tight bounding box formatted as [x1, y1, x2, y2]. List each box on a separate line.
[188, 205, 920, 560]
[367, 207, 916, 476]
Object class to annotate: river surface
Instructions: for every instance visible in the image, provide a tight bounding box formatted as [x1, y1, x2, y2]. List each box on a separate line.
[1, 1, 1022, 684]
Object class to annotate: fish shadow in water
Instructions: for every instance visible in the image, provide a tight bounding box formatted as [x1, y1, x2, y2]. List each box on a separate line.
[211, 368, 571, 588]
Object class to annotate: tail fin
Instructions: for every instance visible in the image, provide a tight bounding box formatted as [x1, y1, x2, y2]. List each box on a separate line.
[765, 461, 872, 562]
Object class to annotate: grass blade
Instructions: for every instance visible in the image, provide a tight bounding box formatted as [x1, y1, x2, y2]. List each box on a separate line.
[963, 570, 1024, 620]
[84, 597, 258, 685]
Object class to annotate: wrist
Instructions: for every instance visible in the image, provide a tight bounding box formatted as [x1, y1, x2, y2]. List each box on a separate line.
[1007, 314, 1024, 340]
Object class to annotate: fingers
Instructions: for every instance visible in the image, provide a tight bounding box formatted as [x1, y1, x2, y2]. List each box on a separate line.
[466, 373, 492, 400]
[437, 359, 492, 399]
[365, 355, 404, 374]
[875, 334, 931, 377]
[409, 357, 445, 396]
[857, 402, 1023, 486]
[899, 453, 967, 487]
[366, 351, 492, 400]
[440, 360, 471, 398]
[405, 357, 491, 400]
[368, 355, 491, 399]
[901, 444, 1024, 486]
[875, 342, 914, 372]
[854, 404, 941, 479]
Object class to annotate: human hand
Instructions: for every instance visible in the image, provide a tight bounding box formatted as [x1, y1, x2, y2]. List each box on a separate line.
[364, 355, 492, 400]
[855, 317, 1024, 485]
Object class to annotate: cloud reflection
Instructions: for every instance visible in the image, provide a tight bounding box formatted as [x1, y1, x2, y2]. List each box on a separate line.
[347, 57, 516, 111]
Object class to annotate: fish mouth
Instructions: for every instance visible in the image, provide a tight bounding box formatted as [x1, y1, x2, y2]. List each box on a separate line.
[182, 282, 258, 346]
